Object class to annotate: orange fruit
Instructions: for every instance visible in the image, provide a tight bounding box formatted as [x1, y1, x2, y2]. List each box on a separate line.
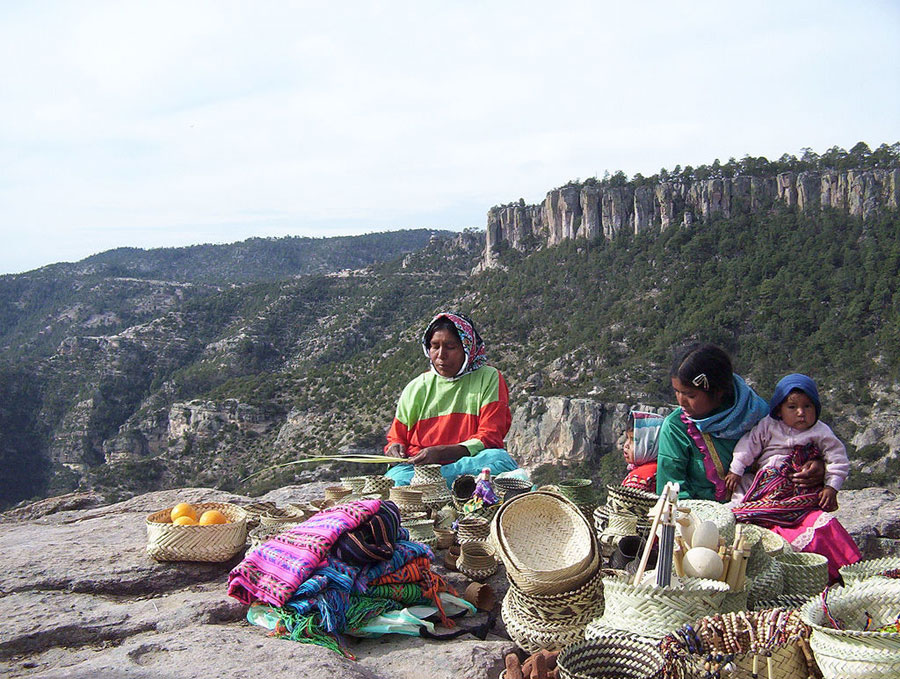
[173, 515, 198, 525]
[198, 509, 229, 525]
[171, 502, 197, 523]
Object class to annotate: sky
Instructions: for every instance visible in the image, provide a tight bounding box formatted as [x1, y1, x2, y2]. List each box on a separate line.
[1, 1, 898, 275]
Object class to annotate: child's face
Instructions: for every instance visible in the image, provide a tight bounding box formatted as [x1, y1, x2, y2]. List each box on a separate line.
[778, 391, 816, 431]
[623, 430, 635, 465]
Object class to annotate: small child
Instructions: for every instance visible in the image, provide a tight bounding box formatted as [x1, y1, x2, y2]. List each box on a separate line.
[725, 374, 849, 512]
[621, 411, 665, 492]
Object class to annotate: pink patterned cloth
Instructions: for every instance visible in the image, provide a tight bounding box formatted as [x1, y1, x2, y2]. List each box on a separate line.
[227, 499, 381, 606]
[770, 509, 862, 582]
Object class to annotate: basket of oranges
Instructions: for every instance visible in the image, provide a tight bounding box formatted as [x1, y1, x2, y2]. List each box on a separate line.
[146, 502, 248, 562]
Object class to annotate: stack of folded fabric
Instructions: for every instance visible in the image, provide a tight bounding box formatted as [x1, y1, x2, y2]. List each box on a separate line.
[228, 499, 454, 656]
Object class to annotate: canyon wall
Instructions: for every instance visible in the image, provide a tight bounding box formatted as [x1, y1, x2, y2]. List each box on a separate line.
[483, 169, 900, 268]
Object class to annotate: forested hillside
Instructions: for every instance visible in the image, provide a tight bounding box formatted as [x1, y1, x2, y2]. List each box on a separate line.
[1, 165, 898, 510]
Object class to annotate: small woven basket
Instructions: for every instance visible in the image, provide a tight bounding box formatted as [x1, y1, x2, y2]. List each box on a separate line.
[434, 527, 456, 549]
[748, 558, 785, 610]
[147, 502, 247, 562]
[340, 476, 368, 493]
[593, 574, 731, 639]
[458, 542, 498, 580]
[605, 485, 658, 516]
[324, 486, 352, 502]
[410, 464, 445, 486]
[839, 556, 900, 585]
[557, 634, 666, 679]
[493, 477, 532, 501]
[800, 579, 900, 678]
[361, 474, 394, 497]
[775, 550, 829, 599]
[452, 475, 477, 508]
[457, 515, 491, 544]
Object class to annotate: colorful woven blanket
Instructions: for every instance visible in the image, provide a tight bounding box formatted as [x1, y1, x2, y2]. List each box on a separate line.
[227, 499, 382, 606]
[732, 443, 823, 527]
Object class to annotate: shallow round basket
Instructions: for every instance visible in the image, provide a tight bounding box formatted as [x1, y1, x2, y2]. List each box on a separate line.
[403, 518, 436, 543]
[147, 502, 248, 562]
[680, 499, 735, 544]
[557, 635, 666, 679]
[775, 550, 829, 599]
[594, 573, 731, 640]
[800, 579, 900, 678]
[493, 491, 595, 588]
[324, 486, 352, 502]
[506, 567, 605, 625]
[839, 556, 900, 585]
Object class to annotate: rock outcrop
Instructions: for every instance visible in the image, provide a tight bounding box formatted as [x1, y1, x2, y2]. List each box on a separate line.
[483, 168, 900, 268]
[0, 487, 513, 679]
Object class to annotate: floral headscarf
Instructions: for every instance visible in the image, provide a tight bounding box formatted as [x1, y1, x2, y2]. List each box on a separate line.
[422, 312, 487, 380]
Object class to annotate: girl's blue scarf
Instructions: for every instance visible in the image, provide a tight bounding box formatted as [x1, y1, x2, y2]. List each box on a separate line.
[688, 374, 768, 441]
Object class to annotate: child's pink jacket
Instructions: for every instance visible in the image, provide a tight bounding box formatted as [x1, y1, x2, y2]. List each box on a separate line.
[730, 415, 849, 502]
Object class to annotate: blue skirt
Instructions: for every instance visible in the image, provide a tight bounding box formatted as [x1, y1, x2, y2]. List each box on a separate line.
[384, 449, 518, 489]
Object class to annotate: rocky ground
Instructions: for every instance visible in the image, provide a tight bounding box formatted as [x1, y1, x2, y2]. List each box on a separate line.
[1, 485, 898, 679]
[0, 486, 514, 679]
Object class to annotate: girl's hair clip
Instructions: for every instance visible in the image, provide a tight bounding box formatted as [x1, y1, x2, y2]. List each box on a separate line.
[692, 373, 710, 390]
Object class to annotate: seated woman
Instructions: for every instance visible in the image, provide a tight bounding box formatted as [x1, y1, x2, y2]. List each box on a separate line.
[655, 342, 859, 581]
[384, 312, 518, 488]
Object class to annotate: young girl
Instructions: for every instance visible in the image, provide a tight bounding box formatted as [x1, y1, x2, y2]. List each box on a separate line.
[621, 410, 665, 492]
[725, 373, 849, 511]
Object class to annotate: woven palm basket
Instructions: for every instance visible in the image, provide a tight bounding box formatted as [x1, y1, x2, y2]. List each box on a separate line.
[323, 486, 352, 502]
[361, 474, 395, 497]
[605, 485, 658, 517]
[680, 499, 735, 544]
[593, 574, 731, 640]
[147, 502, 247, 562]
[501, 594, 591, 653]
[410, 464, 445, 486]
[492, 491, 597, 595]
[557, 634, 666, 679]
[493, 477, 532, 501]
[661, 609, 813, 679]
[457, 515, 492, 544]
[748, 559, 784, 610]
[839, 556, 900, 585]
[775, 551, 829, 599]
[340, 476, 368, 493]
[505, 566, 605, 625]
[800, 579, 900, 678]
[458, 542, 499, 580]
[452, 474, 476, 509]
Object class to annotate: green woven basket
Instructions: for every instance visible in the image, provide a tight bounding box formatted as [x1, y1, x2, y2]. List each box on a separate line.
[775, 550, 829, 599]
[839, 556, 900, 585]
[800, 579, 900, 678]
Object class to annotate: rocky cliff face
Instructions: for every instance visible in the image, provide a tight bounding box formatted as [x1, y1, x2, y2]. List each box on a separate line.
[484, 168, 900, 267]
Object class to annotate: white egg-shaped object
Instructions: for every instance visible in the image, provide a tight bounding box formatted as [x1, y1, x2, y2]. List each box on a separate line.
[690, 520, 720, 550]
[682, 546, 724, 580]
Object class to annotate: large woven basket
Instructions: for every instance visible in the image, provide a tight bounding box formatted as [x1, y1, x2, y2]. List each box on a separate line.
[775, 550, 829, 599]
[840, 556, 900, 585]
[493, 491, 597, 595]
[557, 634, 666, 679]
[147, 502, 247, 562]
[800, 579, 900, 678]
[501, 594, 591, 653]
[505, 567, 605, 625]
[593, 574, 730, 639]
[661, 609, 813, 679]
